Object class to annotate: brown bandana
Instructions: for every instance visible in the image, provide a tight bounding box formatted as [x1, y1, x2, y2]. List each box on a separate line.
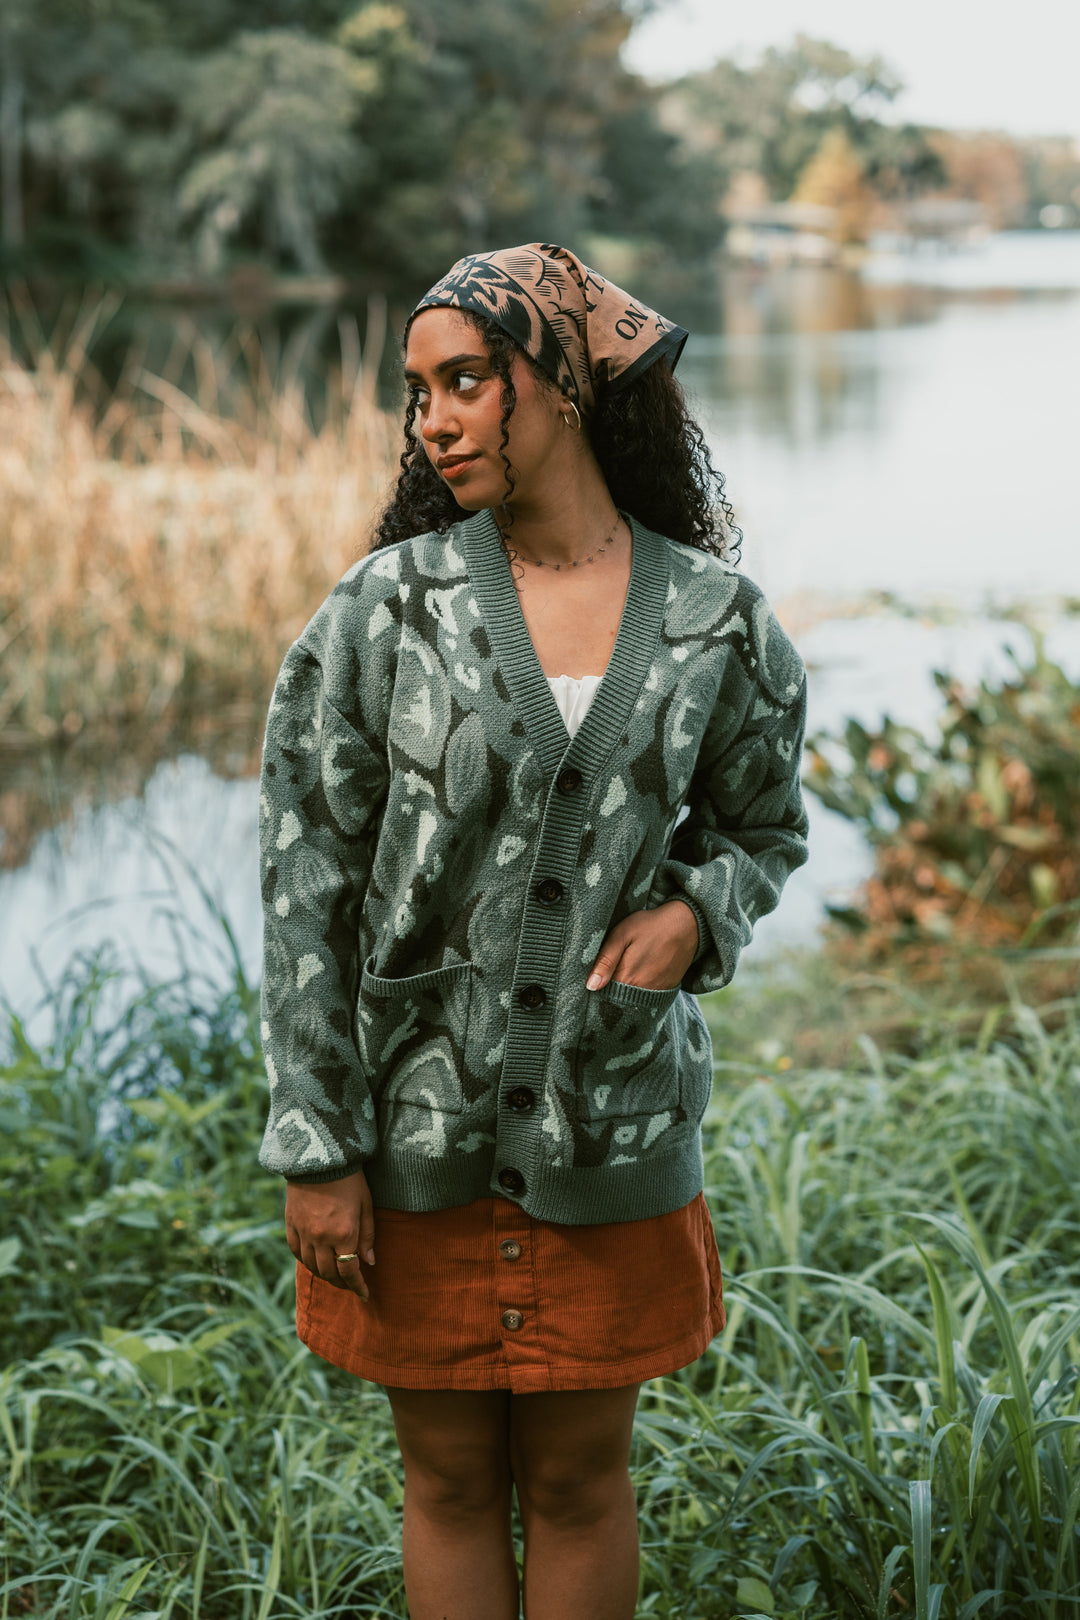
[408, 242, 689, 416]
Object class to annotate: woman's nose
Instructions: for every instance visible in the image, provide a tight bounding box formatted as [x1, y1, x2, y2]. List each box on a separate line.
[420, 391, 459, 445]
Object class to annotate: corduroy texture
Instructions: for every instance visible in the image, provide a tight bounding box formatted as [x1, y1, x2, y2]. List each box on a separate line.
[295, 1191, 725, 1393]
[408, 242, 689, 414]
[257, 508, 810, 1221]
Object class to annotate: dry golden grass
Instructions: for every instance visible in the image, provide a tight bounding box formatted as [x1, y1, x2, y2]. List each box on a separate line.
[0, 285, 399, 747]
[0, 287, 400, 864]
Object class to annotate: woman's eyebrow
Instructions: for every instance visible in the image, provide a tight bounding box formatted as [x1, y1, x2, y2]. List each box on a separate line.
[403, 352, 488, 382]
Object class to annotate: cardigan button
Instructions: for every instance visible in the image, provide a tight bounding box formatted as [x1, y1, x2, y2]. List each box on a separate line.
[518, 983, 546, 1010]
[501, 1309, 524, 1331]
[534, 877, 564, 906]
[506, 1086, 535, 1113]
[498, 1167, 526, 1196]
[556, 767, 583, 794]
[499, 1239, 522, 1261]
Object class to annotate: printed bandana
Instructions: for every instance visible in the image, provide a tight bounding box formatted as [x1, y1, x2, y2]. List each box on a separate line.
[408, 242, 689, 415]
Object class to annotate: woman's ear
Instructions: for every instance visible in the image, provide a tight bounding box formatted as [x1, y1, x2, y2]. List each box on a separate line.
[560, 397, 583, 432]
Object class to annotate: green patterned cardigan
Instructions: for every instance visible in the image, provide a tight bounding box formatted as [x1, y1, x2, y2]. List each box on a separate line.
[257, 508, 809, 1224]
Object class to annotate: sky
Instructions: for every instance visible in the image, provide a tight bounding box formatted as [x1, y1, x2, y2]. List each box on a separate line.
[622, 0, 1080, 141]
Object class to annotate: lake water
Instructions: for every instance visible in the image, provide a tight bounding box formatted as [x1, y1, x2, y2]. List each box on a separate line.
[4, 234, 1079, 1021]
[680, 258, 1079, 606]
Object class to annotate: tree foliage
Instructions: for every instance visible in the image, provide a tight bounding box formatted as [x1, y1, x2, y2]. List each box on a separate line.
[2, 8, 1061, 288]
[791, 126, 876, 243]
[177, 29, 372, 274]
[660, 34, 945, 208]
[0, 0, 710, 288]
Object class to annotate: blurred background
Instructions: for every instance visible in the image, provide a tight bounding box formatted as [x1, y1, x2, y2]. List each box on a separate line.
[5, 9, 1080, 1613]
[1, 0, 1078, 1021]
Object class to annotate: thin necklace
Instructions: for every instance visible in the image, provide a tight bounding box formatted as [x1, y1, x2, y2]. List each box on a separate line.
[499, 511, 625, 570]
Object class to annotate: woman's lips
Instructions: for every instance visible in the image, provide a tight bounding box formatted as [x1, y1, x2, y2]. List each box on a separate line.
[439, 455, 480, 480]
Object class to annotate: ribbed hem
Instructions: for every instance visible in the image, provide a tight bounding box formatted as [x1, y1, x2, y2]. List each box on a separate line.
[527, 1140, 705, 1224]
[365, 1135, 704, 1226]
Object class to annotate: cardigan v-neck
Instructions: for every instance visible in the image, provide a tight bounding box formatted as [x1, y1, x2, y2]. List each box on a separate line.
[461, 507, 669, 782]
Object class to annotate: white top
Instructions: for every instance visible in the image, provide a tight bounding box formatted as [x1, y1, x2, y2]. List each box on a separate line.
[546, 673, 604, 739]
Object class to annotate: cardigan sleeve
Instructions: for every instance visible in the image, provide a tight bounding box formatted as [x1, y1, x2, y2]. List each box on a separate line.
[257, 640, 390, 1185]
[648, 663, 810, 998]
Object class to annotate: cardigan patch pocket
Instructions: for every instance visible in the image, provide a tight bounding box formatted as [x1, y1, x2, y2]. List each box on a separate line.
[357, 955, 476, 1116]
[574, 979, 683, 1122]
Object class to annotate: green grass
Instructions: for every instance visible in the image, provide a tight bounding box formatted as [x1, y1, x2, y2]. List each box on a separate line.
[2, 934, 1079, 1618]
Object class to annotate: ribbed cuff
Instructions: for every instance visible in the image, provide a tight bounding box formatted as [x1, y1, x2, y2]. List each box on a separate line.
[673, 893, 710, 963]
[655, 892, 709, 960]
[283, 1161, 368, 1186]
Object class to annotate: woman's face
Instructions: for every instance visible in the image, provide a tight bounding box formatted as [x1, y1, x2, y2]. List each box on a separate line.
[403, 307, 568, 511]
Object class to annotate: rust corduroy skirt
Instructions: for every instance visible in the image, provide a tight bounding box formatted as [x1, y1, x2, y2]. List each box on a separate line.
[296, 1191, 725, 1393]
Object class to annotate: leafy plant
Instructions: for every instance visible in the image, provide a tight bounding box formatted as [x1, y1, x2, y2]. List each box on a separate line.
[803, 628, 1080, 955]
[4, 934, 1080, 1615]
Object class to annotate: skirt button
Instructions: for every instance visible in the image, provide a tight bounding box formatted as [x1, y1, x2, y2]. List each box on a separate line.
[501, 1309, 524, 1331]
[499, 1239, 522, 1261]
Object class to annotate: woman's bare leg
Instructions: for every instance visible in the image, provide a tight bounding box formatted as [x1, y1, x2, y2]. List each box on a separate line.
[509, 1384, 641, 1620]
[385, 1387, 519, 1620]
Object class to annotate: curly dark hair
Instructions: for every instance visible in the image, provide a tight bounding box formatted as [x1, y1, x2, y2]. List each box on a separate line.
[369, 309, 742, 568]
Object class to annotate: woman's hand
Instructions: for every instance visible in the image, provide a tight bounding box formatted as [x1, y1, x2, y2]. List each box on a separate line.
[285, 1167, 375, 1302]
[586, 899, 700, 993]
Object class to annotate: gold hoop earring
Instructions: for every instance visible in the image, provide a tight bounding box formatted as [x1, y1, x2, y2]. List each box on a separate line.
[562, 400, 582, 432]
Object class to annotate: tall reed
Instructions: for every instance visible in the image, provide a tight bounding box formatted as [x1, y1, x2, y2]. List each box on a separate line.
[0, 287, 399, 753]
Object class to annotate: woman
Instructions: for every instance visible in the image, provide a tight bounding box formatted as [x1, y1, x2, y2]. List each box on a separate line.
[258, 243, 809, 1619]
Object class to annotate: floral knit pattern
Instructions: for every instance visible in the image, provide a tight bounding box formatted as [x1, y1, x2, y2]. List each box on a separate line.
[257, 510, 809, 1224]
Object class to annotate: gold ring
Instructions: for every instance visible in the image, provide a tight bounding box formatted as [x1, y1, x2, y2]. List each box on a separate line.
[335, 1252, 359, 1263]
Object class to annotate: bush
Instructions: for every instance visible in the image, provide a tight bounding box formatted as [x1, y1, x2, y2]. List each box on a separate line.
[804, 628, 1080, 956]
[3, 940, 1080, 1615]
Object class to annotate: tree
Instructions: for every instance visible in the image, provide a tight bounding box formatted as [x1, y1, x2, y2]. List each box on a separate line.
[658, 34, 942, 212]
[1020, 136, 1080, 226]
[27, 103, 122, 220]
[0, 0, 186, 273]
[177, 29, 371, 275]
[791, 126, 875, 243]
[1, 6, 967, 291]
[0, 0, 106, 250]
[0, 2, 28, 246]
[333, 0, 668, 289]
[929, 130, 1029, 230]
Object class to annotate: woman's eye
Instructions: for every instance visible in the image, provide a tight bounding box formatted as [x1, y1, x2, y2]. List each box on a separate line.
[406, 372, 483, 408]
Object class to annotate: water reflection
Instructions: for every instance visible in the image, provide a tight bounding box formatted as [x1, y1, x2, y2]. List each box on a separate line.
[0, 755, 263, 1032]
[680, 275, 1080, 605]
[688, 325, 886, 445]
[717, 264, 947, 337]
[1, 715, 262, 873]
[6, 612, 1078, 1027]
[5, 240, 1080, 1009]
